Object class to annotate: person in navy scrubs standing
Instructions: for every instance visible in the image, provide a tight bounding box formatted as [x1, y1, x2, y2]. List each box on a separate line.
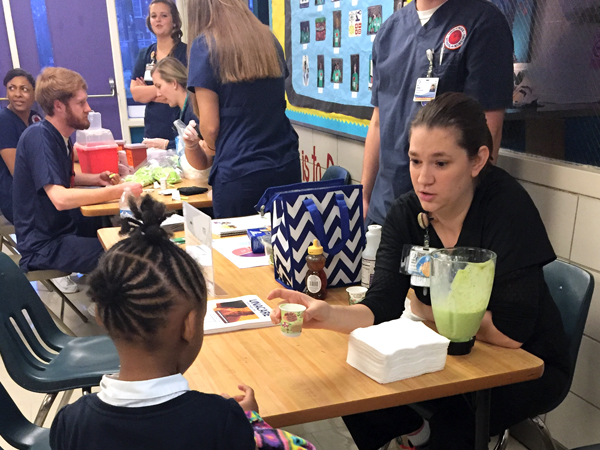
[184, 0, 300, 218]
[131, 0, 187, 149]
[13, 67, 142, 275]
[0, 69, 41, 224]
[361, 0, 514, 226]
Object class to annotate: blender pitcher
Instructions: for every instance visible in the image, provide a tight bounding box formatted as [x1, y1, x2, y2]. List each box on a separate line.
[430, 247, 497, 355]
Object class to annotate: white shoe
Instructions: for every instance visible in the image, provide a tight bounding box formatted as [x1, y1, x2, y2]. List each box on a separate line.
[51, 276, 79, 294]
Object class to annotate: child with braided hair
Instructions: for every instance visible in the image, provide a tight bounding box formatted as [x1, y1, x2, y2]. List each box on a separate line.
[50, 196, 315, 450]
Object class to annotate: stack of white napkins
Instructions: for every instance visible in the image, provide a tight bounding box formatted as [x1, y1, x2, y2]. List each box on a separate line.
[347, 318, 450, 384]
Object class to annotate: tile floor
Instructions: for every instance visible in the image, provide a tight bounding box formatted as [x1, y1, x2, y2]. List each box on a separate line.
[0, 256, 529, 450]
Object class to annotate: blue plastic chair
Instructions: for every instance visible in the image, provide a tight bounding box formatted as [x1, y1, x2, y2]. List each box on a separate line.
[495, 259, 594, 450]
[321, 165, 352, 185]
[0, 381, 50, 450]
[0, 253, 120, 426]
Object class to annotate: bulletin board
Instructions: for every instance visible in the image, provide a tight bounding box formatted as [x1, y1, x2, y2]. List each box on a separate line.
[272, 0, 411, 138]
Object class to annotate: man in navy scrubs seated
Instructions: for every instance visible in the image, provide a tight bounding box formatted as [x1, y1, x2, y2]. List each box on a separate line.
[361, 0, 514, 226]
[12, 67, 143, 274]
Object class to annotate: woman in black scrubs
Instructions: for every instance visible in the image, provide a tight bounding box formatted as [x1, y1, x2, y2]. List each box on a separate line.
[130, 0, 186, 148]
[268, 93, 570, 450]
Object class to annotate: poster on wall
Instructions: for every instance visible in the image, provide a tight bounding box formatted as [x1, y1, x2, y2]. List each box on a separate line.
[284, 0, 396, 126]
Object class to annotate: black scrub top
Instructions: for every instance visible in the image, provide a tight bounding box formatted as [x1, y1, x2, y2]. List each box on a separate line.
[0, 108, 42, 223]
[361, 166, 570, 376]
[132, 41, 188, 142]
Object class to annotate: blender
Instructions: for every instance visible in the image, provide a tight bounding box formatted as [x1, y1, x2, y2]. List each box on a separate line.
[429, 247, 497, 355]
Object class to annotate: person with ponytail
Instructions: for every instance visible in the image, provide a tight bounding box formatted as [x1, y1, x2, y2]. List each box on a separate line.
[184, 0, 301, 218]
[49, 196, 315, 450]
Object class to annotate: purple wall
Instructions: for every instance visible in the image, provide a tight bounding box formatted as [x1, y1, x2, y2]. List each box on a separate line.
[0, 4, 12, 102]
[45, 0, 122, 139]
[9, 0, 40, 78]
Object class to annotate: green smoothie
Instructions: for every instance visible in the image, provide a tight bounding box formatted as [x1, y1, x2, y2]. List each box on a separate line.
[431, 258, 495, 342]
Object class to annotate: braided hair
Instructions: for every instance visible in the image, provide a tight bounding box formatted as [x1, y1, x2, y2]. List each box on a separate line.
[88, 196, 206, 346]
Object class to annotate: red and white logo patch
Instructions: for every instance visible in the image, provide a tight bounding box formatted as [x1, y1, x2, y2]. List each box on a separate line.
[31, 114, 42, 123]
[444, 25, 467, 50]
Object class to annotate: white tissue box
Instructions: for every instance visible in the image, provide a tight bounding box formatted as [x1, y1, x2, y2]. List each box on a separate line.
[347, 318, 450, 384]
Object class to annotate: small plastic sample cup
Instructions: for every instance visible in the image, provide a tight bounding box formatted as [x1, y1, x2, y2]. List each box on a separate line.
[346, 286, 368, 305]
[279, 303, 307, 337]
[261, 235, 273, 265]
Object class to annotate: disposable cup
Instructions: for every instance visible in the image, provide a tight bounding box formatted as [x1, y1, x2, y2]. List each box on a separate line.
[279, 303, 307, 337]
[346, 286, 368, 305]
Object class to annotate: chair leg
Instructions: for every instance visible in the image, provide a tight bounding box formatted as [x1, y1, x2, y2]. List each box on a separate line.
[531, 416, 557, 450]
[43, 279, 88, 323]
[493, 429, 510, 450]
[56, 390, 74, 411]
[34, 392, 58, 426]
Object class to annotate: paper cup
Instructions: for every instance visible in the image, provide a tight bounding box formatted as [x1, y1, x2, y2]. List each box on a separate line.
[279, 303, 307, 337]
[346, 286, 368, 305]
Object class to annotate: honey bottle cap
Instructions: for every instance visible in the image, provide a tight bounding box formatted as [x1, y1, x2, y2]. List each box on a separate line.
[308, 239, 323, 255]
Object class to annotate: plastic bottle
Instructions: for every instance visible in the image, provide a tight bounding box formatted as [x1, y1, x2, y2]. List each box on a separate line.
[119, 187, 134, 220]
[305, 239, 327, 300]
[361, 224, 382, 288]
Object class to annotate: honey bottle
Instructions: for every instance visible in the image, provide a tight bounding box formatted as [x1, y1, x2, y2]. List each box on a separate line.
[305, 239, 327, 300]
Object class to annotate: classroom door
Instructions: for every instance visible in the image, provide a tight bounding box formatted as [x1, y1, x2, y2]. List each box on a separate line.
[4, 0, 123, 139]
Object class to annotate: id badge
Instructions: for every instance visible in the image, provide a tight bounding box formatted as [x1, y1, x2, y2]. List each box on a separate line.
[400, 245, 436, 287]
[144, 63, 154, 83]
[413, 77, 439, 103]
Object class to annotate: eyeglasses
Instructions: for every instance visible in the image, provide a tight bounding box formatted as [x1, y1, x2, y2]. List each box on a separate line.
[7, 85, 33, 93]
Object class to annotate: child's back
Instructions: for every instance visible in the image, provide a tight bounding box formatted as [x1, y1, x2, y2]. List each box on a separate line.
[52, 390, 254, 450]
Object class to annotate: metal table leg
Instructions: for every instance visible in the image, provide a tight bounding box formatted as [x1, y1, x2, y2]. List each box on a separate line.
[475, 389, 491, 450]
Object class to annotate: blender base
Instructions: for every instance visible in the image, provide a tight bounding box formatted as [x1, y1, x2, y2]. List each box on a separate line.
[448, 338, 475, 355]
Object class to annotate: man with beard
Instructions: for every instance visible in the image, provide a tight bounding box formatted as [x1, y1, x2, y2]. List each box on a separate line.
[13, 67, 142, 274]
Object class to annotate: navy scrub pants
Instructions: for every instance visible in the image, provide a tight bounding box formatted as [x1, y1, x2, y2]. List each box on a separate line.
[211, 158, 301, 219]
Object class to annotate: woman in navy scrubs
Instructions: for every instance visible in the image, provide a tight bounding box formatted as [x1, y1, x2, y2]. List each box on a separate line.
[149, 57, 198, 150]
[0, 69, 41, 224]
[184, 0, 301, 219]
[131, 0, 186, 148]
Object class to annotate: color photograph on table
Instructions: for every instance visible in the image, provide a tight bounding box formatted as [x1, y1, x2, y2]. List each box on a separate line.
[351, 55, 360, 92]
[315, 0, 324, 4]
[317, 55, 325, 88]
[315, 17, 326, 41]
[333, 11, 341, 48]
[349, 9, 362, 37]
[300, 0, 309, 8]
[331, 58, 343, 83]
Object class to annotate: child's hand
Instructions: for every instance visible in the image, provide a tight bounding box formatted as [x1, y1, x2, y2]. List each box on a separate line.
[222, 384, 259, 413]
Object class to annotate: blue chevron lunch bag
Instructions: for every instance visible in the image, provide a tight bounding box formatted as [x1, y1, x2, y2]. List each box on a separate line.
[256, 180, 366, 292]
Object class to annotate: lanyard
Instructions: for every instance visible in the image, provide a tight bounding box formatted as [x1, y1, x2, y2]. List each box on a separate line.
[426, 48, 434, 78]
[68, 139, 75, 188]
[179, 95, 189, 121]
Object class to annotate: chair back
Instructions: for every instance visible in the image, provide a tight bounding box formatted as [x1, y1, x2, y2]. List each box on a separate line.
[0, 381, 50, 450]
[543, 259, 594, 411]
[321, 165, 352, 185]
[0, 253, 71, 391]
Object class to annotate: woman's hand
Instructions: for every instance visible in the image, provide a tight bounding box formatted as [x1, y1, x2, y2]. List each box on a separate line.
[222, 384, 259, 413]
[407, 291, 434, 322]
[183, 120, 200, 149]
[142, 138, 169, 149]
[132, 77, 146, 87]
[268, 289, 332, 329]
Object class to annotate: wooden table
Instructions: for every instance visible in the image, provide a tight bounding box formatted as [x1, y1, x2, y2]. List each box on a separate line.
[98, 228, 544, 449]
[80, 178, 212, 217]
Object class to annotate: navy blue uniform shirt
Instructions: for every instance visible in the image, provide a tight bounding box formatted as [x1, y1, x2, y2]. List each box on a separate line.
[187, 35, 299, 185]
[0, 108, 41, 223]
[368, 0, 513, 225]
[13, 120, 76, 268]
[132, 41, 188, 142]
